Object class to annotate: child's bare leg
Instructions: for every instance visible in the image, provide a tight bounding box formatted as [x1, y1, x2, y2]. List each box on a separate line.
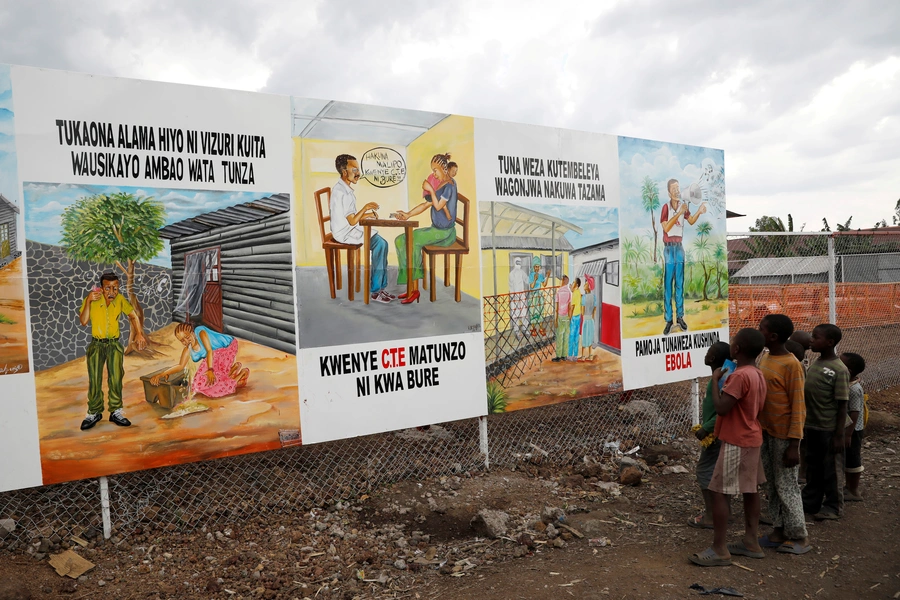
[741, 492, 763, 553]
[711, 491, 731, 558]
[699, 489, 716, 525]
[228, 362, 243, 378]
[235, 368, 250, 388]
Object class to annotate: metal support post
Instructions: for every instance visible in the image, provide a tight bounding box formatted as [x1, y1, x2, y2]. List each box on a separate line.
[827, 236, 836, 324]
[478, 416, 490, 470]
[99, 476, 112, 540]
[691, 378, 700, 426]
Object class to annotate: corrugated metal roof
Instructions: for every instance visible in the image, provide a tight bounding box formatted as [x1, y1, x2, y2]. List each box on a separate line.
[159, 193, 290, 239]
[481, 235, 574, 251]
[292, 99, 448, 145]
[0, 193, 19, 214]
[732, 256, 829, 278]
[480, 202, 583, 237]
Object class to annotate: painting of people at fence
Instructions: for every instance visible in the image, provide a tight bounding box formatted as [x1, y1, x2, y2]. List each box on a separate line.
[24, 183, 300, 485]
[482, 201, 623, 413]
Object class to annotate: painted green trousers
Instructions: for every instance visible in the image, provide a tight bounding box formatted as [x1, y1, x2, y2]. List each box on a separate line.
[86, 339, 125, 414]
[396, 226, 456, 284]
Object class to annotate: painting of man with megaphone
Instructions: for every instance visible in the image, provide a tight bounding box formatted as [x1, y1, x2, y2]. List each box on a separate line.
[660, 178, 707, 335]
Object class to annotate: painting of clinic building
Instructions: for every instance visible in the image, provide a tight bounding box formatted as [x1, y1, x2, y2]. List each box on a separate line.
[482, 201, 623, 413]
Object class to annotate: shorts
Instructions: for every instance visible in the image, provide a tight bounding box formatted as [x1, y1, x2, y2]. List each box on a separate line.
[696, 438, 722, 490]
[709, 442, 765, 495]
[844, 429, 864, 473]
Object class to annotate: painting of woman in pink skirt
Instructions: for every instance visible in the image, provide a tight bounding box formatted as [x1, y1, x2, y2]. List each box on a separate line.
[150, 323, 250, 397]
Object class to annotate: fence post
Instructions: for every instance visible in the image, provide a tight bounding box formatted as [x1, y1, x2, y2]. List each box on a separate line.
[478, 416, 490, 470]
[99, 476, 112, 540]
[690, 378, 700, 425]
[827, 235, 836, 324]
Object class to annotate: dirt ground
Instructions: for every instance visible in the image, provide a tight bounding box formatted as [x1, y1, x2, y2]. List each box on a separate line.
[1, 388, 897, 600]
[34, 322, 299, 486]
[622, 298, 728, 339]
[504, 348, 623, 412]
[0, 257, 30, 374]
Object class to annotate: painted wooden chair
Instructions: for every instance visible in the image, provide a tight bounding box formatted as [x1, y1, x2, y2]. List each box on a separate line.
[314, 187, 361, 301]
[422, 193, 470, 302]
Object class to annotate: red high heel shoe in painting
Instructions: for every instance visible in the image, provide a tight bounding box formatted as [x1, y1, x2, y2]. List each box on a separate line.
[398, 291, 409, 299]
[400, 290, 420, 304]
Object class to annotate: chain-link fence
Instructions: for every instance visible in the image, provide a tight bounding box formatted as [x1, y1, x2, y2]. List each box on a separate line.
[2, 230, 898, 549]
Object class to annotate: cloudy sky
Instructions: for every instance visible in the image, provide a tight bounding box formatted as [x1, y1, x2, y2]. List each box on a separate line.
[0, 0, 897, 231]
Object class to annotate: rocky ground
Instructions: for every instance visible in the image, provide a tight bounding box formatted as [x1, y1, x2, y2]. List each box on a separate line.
[0, 389, 898, 600]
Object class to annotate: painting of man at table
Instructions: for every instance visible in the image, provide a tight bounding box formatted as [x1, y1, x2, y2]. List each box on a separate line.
[292, 108, 483, 349]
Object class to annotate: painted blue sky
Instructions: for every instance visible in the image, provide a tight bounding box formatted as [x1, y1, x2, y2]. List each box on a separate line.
[24, 183, 279, 267]
[0, 65, 18, 207]
[618, 136, 726, 245]
[520, 202, 618, 250]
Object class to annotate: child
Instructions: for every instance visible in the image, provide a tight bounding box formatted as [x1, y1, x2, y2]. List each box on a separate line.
[423, 155, 453, 223]
[690, 328, 767, 567]
[801, 323, 850, 520]
[551, 275, 571, 362]
[789, 330, 811, 370]
[78, 271, 148, 430]
[841, 352, 866, 501]
[785, 339, 806, 365]
[689, 341, 731, 529]
[757, 314, 810, 555]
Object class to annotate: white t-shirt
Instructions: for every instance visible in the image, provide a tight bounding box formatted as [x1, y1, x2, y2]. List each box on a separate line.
[330, 179, 362, 244]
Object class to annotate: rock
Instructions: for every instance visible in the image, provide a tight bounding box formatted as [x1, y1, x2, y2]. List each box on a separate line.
[0, 519, 15, 539]
[82, 527, 99, 540]
[559, 474, 585, 489]
[0, 580, 31, 599]
[541, 506, 565, 524]
[97, 580, 106, 587]
[206, 578, 222, 593]
[517, 533, 535, 549]
[533, 521, 547, 533]
[621, 399, 661, 423]
[619, 466, 642, 486]
[545, 524, 559, 539]
[38, 538, 51, 553]
[552, 537, 566, 548]
[642, 444, 684, 464]
[662, 465, 689, 475]
[867, 410, 900, 431]
[470, 510, 510, 539]
[576, 462, 605, 479]
[594, 481, 622, 496]
[59, 579, 77, 594]
[620, 456, 642, 470]
[393, 559, 407, 570]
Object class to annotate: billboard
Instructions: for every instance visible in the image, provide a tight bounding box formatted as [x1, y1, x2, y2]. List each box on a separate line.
[0, 64, 727, 493]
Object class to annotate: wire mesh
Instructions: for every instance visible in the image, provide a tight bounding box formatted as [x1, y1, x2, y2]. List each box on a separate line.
[2, 230, 899, 548]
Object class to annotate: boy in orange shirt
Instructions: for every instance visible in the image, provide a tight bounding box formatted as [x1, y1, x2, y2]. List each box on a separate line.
[690, 328, 768, 567]
[758, 314, 810, 555]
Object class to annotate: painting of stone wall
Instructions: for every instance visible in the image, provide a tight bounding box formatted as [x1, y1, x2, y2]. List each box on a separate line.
[26, 241, 172, 371]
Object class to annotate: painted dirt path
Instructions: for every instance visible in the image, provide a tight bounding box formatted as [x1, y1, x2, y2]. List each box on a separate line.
[35, 323, 299, 485]
[504, 347, 623, 412]
[0, 256, 30, 374]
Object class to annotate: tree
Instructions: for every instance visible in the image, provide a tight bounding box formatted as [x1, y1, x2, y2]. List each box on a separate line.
[61, 192, 166, 355]
[713, 241, 727, 299]
[641, 176, 661, 263]
[693, 221, 714, 301]
[893, 198, 900, 225]
[750, 214, 792, 232]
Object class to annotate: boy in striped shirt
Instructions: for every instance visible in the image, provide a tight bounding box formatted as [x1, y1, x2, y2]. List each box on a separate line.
[758, 314, 810, 554]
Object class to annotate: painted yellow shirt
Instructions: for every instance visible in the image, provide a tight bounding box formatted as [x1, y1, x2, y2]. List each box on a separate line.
[80, 294, 134, 339]
[571, 287, 582, 314]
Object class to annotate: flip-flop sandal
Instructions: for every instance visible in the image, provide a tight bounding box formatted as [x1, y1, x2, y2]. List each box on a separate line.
[758, 534, 784, 548]
[777, 542, 812, 555]
[727, 541, 765, 559]
[687, 516, 714, 529]
[689, 547, 732, 567]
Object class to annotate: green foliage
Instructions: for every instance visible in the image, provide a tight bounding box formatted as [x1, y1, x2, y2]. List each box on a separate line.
[641, 176, 661, 262]
[60, 192, 166, 264]
[0, 313, 15, 325]
[487, 381, 508, 414]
